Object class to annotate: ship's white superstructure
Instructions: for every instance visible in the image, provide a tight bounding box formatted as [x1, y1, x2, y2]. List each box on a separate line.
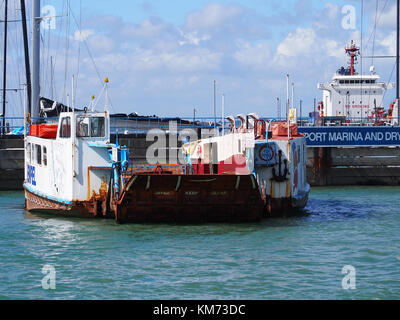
[317, 41, 395, 121]
[318, 74, 394, 118]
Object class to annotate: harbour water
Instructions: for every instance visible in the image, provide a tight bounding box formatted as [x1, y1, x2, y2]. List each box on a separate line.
[0, 187, 399, 300]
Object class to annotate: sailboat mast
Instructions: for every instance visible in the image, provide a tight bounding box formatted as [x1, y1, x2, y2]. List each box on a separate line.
[20, 0, 32, 115]
[2, 0, 8, 135]
[32, 0, 40, 119]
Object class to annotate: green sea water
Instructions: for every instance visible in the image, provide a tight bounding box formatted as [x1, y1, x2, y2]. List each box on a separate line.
[0, 187, 399, 300]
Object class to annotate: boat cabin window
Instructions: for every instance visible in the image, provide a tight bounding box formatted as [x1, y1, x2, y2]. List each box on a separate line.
[26, 143, 31, 163]
[42, 146, 47, 167]
[77, 116, 105, 138]
[90, 117, 105, 137]
[35, 144, 42, 165]
[77, 116, 90, 137]
[59, 117, 71, 138]
[26, 144, 30, 160]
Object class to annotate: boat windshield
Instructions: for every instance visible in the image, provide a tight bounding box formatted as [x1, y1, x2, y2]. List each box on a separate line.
[76, 116, 105, 138]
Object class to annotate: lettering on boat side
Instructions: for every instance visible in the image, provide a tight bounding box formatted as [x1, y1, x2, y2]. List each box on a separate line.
[342, 265, 356, 290]
[154, 192, 173, 196]
[27, 165, 36, 186]
[211, 191, 228, 196]
[184, 191, 199, 196]
[41, 265, 56, 290]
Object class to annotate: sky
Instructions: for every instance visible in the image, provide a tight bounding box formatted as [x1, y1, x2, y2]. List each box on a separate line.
[0, 0, 398, 118]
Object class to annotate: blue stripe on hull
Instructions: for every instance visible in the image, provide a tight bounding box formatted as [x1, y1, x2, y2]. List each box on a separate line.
[23, 183, 73, 205]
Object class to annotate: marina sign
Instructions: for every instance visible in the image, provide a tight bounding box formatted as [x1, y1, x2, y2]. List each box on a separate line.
[299, 127, 400, 147]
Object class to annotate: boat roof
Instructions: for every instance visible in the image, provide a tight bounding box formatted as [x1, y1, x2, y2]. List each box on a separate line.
[59, 110, 108, 117]
[333, 74, 380, 80]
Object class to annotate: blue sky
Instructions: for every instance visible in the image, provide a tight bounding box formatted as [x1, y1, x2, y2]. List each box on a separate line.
[72, 0, 365, 49]
[1, 0, 397, 118]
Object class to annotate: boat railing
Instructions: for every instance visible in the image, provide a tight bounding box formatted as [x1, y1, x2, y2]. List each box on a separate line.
[0, 116, 58, 136]
[1, 115, 400, 137]
[123, 164, 192, 181]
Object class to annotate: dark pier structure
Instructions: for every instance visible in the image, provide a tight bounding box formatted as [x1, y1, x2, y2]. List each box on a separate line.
[307, 146, 400, 186]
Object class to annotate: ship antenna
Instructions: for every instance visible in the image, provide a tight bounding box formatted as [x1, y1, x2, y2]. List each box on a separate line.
[105, 77, 109, 112]
[71, 75, 75, 111]
[345, 40, 360, 76]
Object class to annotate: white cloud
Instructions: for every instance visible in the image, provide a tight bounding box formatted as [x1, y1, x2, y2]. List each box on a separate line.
[377, 30, 396, 56]
[325, 3, 339, 20]
[233, 41, 271, 68]
[73, 29, 95, 42]
[276, 28, 316, 57]
[161, 50, 223, 72]
[122, 18, 169, 38]
[95, 48, 222, 73]
[324, 40, 343, 58]
[87, 34, 115, 53]
[185, 3, 243, 29]
[178, 29, 211, 46]
[378, 4, 396, 29]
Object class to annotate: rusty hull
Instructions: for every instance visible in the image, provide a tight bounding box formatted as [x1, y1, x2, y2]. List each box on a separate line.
[25, 188, 112, 219]
[25, 170, 308, 223]
[115, 174, 265, 224]
[265, 194, 309, 217]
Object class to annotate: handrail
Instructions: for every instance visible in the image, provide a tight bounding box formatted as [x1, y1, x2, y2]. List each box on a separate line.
[2, 115, 400, 137]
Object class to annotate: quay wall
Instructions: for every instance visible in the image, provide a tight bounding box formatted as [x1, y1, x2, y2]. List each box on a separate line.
[0, 137, 25, 191]
[307, 146, 400, 186]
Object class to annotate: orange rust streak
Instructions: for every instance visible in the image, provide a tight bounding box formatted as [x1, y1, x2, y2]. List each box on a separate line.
[125, 164, 188, 176]
[87, 168, 91, 201]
